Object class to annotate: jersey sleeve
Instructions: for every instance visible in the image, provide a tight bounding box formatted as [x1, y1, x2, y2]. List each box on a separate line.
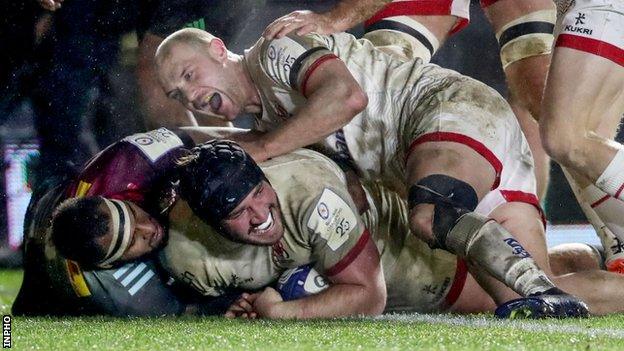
[259, 34, 339, 96]
[159, 230, 229, 297]
[83, 259, 186, 316]
[302, 185, 370, 277]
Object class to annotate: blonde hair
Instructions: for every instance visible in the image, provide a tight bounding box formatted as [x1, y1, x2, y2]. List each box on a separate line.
[155, 28, 217, 66]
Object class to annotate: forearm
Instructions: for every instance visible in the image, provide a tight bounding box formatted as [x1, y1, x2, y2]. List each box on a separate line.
[263, 83, 366, 159]
[272, 282, 385, 319]
[178, 126, 250, 144]
[325, 0, 391, 32]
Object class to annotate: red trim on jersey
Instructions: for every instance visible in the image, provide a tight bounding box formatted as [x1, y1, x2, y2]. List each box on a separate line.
[365, 0, 455, 26]
[301, 54, 340, 97]
[556, 34, 624, 67]
[325, 229, 371, 277]
[479, 0, 500, 8]
[591, 195, 611, 208]
[407, 132, 502, 190]
[616, 183, 624, 199]
[500, 190, 546, 228]
[444, 258, 468, 307]
[364, 1, 470, 35]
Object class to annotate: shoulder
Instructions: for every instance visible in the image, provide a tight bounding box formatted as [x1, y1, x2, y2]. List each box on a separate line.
[261, 149, 346, 189]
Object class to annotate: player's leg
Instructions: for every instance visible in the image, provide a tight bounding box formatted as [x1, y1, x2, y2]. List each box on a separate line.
[482, 0, 556, 198]
[512, 103, 549, 197]
[402, 71, 594, 318]
[362, 0, 459, 62]
[540, 1, 624, 194]
[563, 166, 624, 272]
[491, 200, 624, 315]
[549, 243, 604, 275]
[405, 140, 559, 302]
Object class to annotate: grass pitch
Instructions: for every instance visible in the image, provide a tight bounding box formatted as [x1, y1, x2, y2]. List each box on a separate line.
[2, 270, 623, 351]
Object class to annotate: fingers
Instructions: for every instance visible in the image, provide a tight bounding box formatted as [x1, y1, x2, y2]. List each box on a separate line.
[235, 296, 255, 313]
[225, 293, 260, 319]
[296, 23, 318, 37]
[264, 10, 319, 39]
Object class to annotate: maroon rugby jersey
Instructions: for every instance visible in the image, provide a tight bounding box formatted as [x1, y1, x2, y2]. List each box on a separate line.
[65, 128, 189, 211]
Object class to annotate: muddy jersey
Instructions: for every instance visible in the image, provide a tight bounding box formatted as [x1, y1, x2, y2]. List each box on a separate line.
[161, 150, 467, 311]
[361, 181, 465, 313]
[243, 32, 534, 203]
[16, 128, 191, 316]
[161, 149, 369, 297]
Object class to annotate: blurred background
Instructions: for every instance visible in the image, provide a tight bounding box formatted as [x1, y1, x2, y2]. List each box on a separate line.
[0, 0, 610, 267]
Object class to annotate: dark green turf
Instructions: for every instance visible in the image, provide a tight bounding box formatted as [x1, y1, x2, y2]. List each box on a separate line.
[2, 270, 624, 351]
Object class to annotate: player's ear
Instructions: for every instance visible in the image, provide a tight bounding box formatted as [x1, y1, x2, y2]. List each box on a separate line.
[208, 38, 227, 62]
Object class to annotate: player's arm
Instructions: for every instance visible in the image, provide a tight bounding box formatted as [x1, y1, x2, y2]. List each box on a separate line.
[178, 126, 254, 144]
[263, 0, 391, 39]
[252, 233, 386, 319]
[242, 55, 367, 162]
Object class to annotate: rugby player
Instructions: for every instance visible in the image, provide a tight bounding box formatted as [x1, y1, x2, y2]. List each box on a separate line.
[263, 0, 555, 197]
[47, 137, 624, 317]
[324, 0, 624, 276]
[163, 140, 592, 318]
[155, 27, 564, 308]
[538, 1, 624, 272]
[12, 128, 235, 316]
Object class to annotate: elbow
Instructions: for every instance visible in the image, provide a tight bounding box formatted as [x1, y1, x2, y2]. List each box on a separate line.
[334, 84, 368, 125]
[364, 277, 386, 316]
[344, 86, 368, 117]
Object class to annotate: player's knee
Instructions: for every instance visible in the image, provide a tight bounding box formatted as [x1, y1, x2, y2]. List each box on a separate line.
[409, 204, 435, 244]
[540, 127, 587, 168]
[408, 174, 479, 249]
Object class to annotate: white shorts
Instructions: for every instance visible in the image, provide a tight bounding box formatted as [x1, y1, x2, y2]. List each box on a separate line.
[555, 0, 624, 66]
[403, 73, 541, 222]
[363, 0, 471, 61]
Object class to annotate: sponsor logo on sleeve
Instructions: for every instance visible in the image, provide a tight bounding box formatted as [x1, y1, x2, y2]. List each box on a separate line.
[306, 188, 357, 251]
[124, 128, 183, 162]
[563, 12, 593, 35]
[266, 37, 305, 83]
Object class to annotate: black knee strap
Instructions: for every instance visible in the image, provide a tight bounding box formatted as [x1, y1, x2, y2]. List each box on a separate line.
[408, 174, 479, 249]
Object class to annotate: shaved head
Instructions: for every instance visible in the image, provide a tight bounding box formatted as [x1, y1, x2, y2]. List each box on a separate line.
[155, 28, 217, 68]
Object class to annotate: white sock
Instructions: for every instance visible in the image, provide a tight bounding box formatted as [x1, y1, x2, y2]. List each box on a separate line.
[596, 148, 624, 200]
[580, 184, 624, 260]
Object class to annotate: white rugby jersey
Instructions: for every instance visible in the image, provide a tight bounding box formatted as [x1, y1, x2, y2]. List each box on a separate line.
[244, 32, 466, 194]
[161, 149, 463, 311]
[160, 149, 369, 296]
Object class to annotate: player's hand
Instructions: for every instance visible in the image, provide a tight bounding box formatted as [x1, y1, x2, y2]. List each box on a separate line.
[263, 10, 338, 40]
[37, 0, 63, 11]
[229, 131, 270, 163]
[495, 288, 589, 319]
[252, 287, 286, 318]
[224, 292, 259, 319]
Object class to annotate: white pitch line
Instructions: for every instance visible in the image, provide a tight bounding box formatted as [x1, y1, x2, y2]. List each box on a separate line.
[374, 313, 624, 339]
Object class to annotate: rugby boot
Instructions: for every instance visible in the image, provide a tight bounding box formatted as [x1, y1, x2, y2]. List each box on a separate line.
[495, 288, 589, 319]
